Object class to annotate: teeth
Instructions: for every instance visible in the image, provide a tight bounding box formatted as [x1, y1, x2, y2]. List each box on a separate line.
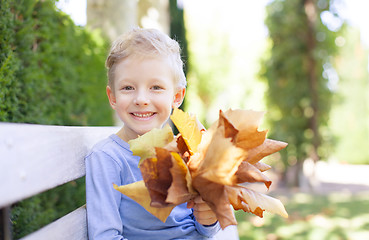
[133, 113, 153, 118]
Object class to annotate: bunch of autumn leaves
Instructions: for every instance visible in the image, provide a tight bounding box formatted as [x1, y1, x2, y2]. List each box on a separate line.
[114, 108, 288, 229]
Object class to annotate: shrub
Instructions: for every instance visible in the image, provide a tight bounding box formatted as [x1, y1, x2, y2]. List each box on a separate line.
[0, 0, 113, 238]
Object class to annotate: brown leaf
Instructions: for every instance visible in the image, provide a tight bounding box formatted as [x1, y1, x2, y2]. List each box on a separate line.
[246, 139, 288, 165]
[224, 109, 268, 150]
[192, 175, 237, 229]
[218, 110, 239, 141]
[113, 181, 174, 222]
[166, 152, 197, 205]
[235, 161, 272, 189]
[176, 135, 191, 163]
[140, 148, 173, 208]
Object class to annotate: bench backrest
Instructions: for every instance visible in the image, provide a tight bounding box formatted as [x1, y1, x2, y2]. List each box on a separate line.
[0, 123, 119, 240]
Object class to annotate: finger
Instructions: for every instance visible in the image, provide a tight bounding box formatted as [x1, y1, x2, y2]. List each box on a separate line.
[193, 196, 205, 204]
[193, 202, 212, 211]
[193, 211, 218, 225]
[187, 200, 195, 209]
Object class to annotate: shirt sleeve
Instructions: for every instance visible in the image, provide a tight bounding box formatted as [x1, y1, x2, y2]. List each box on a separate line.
[85, 150, 127, 240]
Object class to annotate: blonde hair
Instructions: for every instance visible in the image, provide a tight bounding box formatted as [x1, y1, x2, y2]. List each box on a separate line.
[106, 28, 186, 90]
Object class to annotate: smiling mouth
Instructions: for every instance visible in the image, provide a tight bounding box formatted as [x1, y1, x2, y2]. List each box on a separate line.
[131, 112, 155, 118]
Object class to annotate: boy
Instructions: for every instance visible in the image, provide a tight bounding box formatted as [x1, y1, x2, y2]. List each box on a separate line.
[85, 28, 220, 239]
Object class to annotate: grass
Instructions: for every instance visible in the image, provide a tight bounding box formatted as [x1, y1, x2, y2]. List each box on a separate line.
[235, 191, 369, 240]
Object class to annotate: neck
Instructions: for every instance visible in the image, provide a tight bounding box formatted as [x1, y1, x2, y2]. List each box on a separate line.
[116, 128, 138, 142]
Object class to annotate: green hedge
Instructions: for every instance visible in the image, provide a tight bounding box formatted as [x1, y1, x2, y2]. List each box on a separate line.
[1, 0, 113, 238]
[0, 0, 112, 126]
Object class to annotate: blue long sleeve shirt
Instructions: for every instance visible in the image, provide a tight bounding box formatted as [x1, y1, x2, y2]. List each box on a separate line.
[85, 134, 220, 240]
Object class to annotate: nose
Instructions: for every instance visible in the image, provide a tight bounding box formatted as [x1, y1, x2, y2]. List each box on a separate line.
[134, 90, 150, 106]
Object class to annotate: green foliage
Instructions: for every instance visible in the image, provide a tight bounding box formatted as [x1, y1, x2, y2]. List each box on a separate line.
[330, 28, 369, 164]
[11, 179, 86, 239]
[236, 192, 369, 240]
[169, 0, 188, 122]
[169, 0, 188, 76]
[1, 0, 113, 238]
[0, 0, 112, 126]
[261, 0, 343, 171]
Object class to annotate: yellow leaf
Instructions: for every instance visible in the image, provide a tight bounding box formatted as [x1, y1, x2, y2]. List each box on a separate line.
[128, 125, 174, 165]
[170, 108, 203, 155]
[113, 181, 174, 222]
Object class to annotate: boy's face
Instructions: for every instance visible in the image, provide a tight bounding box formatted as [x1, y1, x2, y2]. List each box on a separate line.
[107, 56, 185, 141]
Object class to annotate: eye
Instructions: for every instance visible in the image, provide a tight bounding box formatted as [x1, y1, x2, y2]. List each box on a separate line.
[121, 86, 134, 91]
[151, 85, 164, 90]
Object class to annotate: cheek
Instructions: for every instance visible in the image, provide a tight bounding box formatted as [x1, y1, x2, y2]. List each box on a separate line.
[155, 94, 175, 110]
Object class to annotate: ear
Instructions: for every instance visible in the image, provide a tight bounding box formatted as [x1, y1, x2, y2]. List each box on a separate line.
[172, 88, 186, 109]
[106, 86, 117, 110]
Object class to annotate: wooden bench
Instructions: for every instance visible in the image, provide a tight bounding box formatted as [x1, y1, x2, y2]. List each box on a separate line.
[0, 123, 239, 240]
[0, 123, 119, 240]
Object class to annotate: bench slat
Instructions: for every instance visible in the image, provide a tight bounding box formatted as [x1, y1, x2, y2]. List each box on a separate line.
[20, 205, 87, 240]
[0, 123, 119, 208]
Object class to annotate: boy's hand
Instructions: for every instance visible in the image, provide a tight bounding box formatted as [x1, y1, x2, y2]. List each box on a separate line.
[187, 196, 218, 226]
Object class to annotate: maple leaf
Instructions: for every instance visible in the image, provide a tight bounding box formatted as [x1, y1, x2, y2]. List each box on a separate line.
[128, 124, 174, 165]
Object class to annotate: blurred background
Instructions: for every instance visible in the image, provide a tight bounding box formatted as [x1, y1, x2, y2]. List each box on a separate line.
[1, 0, 368, 239]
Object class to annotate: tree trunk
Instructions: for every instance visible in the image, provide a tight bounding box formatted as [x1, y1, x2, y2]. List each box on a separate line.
[304, 0, 320, 163]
